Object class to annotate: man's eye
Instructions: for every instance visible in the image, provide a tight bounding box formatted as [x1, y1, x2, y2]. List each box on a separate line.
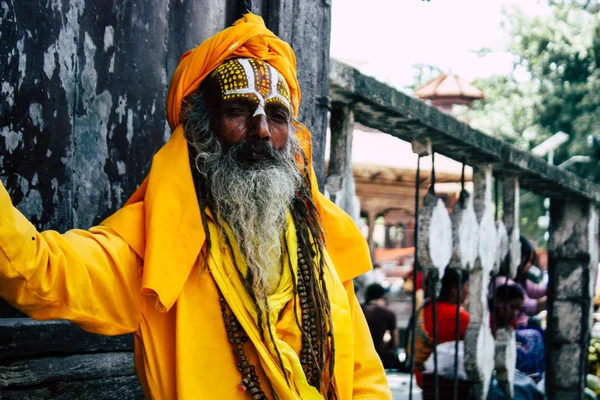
[269, 111, 289, 122]
[229, 106, 246, 113]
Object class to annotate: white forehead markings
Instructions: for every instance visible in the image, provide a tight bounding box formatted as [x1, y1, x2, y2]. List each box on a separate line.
[239, 59, 255, 89]
[252, 104, 266, 117]
[222, 58, 291, 111]
[223, 59, 265, 107]
[265, 64, 291, 109]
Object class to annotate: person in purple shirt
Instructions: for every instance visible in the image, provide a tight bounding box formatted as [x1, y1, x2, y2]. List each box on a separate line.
[495, 236, 547, 327]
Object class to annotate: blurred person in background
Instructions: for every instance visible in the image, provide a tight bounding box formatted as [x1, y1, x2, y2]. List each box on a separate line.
[496, 236, 547, 328]
[362, 283, 400, 369]
[408, 268, 470, 387]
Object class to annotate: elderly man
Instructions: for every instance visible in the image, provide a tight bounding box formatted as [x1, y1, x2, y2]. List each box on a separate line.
[0, 14, 391, 400]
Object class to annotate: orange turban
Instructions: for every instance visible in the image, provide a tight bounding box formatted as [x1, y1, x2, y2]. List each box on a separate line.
[166, 13, 301, 129]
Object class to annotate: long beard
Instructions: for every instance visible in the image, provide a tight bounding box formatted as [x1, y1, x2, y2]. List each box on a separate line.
[203, 136, 302, 301]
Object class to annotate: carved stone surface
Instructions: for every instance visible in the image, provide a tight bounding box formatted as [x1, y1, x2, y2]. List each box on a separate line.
[450, 190, 479, 271]
[547, 199, 599, 399]
[0, 352, 143, 398]
[0, 318, 133, 360]
[0, 376, 143, 400]
[465, 165, 497, 398]
[464, 323, 495, 398]
[418, 191, 452, 278]
[494, 327, 516, 400]
[0, 353, 135, 387]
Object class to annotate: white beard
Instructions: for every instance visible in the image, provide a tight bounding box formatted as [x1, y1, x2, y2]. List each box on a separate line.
[204, 135, 302, 299]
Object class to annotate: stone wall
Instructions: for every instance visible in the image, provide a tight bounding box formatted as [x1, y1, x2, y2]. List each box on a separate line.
[0, 0, 332, 397]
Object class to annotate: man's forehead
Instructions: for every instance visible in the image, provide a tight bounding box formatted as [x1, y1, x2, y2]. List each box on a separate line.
[210, 58, 291, 108]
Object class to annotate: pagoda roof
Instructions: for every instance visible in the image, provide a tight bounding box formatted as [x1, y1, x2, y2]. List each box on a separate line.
[414, 73, 483, 101]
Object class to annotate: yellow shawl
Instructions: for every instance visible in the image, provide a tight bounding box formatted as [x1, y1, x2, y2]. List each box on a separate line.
[209, 212, 325, 399]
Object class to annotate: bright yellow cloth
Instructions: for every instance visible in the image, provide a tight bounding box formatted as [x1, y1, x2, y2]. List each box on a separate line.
[0, 12, 391, 400]
[209, 212, 322, 399]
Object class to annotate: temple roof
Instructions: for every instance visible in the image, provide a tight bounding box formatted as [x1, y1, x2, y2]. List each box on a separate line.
[414, 73, 484, 101]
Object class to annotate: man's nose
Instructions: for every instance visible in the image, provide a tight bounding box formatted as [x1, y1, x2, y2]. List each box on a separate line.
[249, 114, 271, 141]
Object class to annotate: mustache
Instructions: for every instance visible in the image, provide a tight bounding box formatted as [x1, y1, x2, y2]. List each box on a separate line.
[226, 140, 281, 165]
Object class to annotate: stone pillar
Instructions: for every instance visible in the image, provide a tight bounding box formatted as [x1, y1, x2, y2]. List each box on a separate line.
[384, 225, 393, 248]
[465, 164, 496, 399]
[493, 176, 520, 399]
[546, 199, 599, 400]
[366, 209, 377, 262]
[326, 102, 358, 221]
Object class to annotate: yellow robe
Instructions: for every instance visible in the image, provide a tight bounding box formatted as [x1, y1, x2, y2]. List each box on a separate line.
[0, 125, 391, 399]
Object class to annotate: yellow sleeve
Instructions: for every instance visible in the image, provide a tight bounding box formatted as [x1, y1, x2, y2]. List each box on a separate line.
[0, 183, 141, 336]
[346, 282, 393, 399]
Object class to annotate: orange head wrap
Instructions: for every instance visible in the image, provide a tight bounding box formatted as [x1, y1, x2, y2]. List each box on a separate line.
[166, 13, 300, 130]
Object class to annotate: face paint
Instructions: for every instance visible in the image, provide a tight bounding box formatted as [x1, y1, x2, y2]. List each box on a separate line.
[210, 58, 292, 116]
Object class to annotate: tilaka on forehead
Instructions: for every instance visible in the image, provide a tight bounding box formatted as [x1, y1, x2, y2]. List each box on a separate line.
[211, 58, 292, 111]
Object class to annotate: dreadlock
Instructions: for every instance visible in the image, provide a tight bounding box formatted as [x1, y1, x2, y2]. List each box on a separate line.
[182, 88, 337, 398]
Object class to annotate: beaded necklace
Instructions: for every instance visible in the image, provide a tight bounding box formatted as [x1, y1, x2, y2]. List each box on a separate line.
[218, 243, 324, 398]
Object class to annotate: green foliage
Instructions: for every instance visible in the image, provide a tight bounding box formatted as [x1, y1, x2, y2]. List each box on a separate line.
[468, 1, 600, 178]
[456, 0, 600, 245]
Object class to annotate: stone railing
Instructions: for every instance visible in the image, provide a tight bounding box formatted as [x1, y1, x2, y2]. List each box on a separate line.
[328, 59, 600, 400]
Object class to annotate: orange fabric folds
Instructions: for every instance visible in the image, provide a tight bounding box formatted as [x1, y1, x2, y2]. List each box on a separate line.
[166, 13, 300, 129]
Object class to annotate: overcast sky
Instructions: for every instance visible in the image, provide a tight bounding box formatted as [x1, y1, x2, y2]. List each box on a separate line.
[330, 0, 551, 90]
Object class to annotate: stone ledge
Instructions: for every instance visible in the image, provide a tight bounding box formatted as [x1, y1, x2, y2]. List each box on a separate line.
[0, 318, 133, 360]
[329, 59, 600, 204]
[0, 352, 136, 388]
[0, 375, 143, 399]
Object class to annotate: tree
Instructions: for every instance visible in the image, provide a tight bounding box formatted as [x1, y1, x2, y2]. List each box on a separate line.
[468, 1, 600, 179]
[456, 1, 600, 245]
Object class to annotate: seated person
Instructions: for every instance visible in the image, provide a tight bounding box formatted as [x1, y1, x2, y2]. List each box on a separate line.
[491, 283, 545, 378]
[362, 283, 399, 369]
[495, 236, 547, 327]
[409, 268, 470, 387]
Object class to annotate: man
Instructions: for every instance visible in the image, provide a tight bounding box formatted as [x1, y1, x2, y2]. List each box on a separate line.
[362, 283, 398, 370]
[0, 13, 391, 400]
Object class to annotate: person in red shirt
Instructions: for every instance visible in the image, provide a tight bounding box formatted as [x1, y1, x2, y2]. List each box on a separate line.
[409, 268, 470, 387]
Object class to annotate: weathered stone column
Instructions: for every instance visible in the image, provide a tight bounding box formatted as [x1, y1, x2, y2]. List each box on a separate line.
[546, 199, 599, 400]
[465, 164, 496, 399]
[325, 102, 358, 221]
[366, 209, 378, 262]
[493, 176, 520, 399]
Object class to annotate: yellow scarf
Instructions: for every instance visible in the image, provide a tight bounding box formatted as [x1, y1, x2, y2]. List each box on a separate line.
[207, 212, 325, 400]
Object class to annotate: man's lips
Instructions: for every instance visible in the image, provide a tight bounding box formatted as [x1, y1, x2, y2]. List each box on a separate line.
[232, 141, 276, 164]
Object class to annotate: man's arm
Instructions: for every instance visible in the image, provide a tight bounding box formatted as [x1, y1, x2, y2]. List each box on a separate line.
[344, 281, 393, 400]
[0, 182, 141, 336]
